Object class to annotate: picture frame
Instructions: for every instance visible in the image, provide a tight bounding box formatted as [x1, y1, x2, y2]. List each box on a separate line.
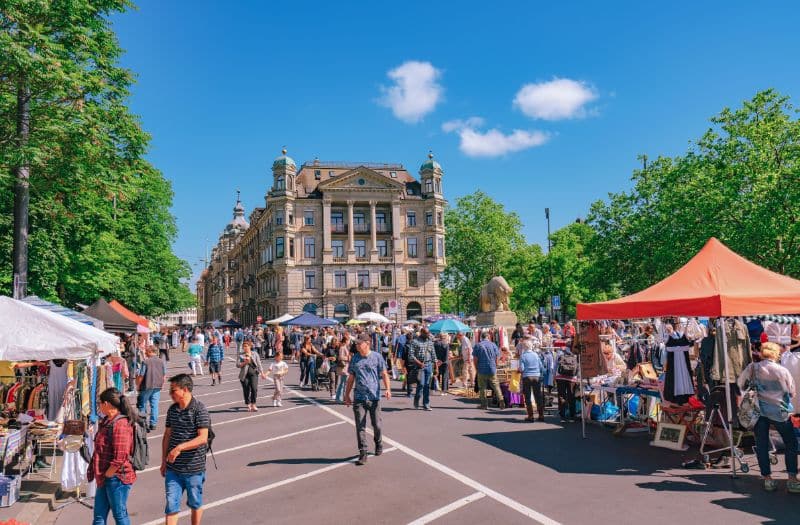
[650, 422, 688, 451]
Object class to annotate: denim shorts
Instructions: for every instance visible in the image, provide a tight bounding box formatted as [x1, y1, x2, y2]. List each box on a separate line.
[165, 469, 205, 514]
[208, 361, 221, 374]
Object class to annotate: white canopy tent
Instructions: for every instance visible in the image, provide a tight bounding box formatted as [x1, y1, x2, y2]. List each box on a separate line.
[356, 312, 391, 324]
[0, 296, 119, 360]
[265, 313, 295, 325]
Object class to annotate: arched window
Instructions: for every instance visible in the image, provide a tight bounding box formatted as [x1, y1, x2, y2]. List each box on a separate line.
[379, 302, 389, 316]
[302, 303, 318, 314]
[406, 301, 422, 321]
[334, 303, 349, 319]
[276, 176, 285, 190]
[357, 303, 372, 314]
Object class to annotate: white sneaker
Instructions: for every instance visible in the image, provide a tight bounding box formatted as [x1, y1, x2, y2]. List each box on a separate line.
[277, 401, 283, 407]
[272, 400, 277, 407]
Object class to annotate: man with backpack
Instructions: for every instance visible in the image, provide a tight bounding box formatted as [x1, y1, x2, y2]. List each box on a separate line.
[162, 374, 211, 525]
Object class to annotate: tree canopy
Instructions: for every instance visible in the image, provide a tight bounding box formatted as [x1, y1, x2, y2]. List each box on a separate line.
[0, 0, 194, 315]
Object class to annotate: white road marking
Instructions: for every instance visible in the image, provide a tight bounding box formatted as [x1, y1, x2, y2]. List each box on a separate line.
[139, 421, 346, 474]
[407, 492, 486, 524]
[158, 387, 241, 404]
[156, 389, 283, 419]
[138, 447, 398, 525]
[147, 405, 309, 440]
[288, 386, 561, 525]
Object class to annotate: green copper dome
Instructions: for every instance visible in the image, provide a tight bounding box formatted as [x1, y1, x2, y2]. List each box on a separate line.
[419, 152, 441, 172]
[272, 148, 296, 169]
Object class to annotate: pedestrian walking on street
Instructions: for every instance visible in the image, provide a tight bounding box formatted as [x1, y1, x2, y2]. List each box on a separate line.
[408, 327, 439, 411]
[137, 346, 167, 432]
[335, 336, 352, 402]
[88, 388, 137, 525]
[206, 337, 224, 386]
[434, 333, 451, 396]
[187, 338, 204, 376]
[162, 374, 210, 525]
[473, 331, 505, 410]
[266, 352, 289, 406]
[518, 338, 545, 422]
[457, 332, 474, 388]
[237, 342, 266, 411]
[158, 330, 170, 362]
[322, 339, 339, 399]
[345, 333, 391, 466]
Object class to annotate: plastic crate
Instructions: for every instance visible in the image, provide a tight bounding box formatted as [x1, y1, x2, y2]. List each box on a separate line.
[0, 475, 21, 507]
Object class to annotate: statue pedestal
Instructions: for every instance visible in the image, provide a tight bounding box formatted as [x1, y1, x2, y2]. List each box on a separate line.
[476, 311, 518, 330]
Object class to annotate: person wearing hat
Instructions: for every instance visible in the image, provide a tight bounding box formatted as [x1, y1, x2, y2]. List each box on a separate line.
[344, 333, 391, 465]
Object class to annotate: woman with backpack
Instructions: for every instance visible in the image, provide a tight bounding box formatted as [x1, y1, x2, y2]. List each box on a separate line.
[88, 387, 137, 525]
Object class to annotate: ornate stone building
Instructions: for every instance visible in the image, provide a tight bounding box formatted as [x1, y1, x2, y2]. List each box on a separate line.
[197, 194, 249, 324]
[199, 150, 446, 325]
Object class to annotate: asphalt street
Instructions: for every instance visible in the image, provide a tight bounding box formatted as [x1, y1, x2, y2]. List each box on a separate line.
[52, 352, 799, 525]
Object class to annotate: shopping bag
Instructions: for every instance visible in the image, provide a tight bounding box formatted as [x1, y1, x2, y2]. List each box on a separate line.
[509, 372, 521, 393]
[319, 359, 330, 375]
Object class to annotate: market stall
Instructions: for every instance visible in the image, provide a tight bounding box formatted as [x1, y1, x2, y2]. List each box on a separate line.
[577, 237, 800, 474]
[82, 298, 141, 334]
[0, 296, 118, 506]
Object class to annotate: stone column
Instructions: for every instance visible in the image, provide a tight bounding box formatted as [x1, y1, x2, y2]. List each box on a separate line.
[347, 200, 355, 257]
[369, 200, 378, 259]
[391, 199, 403, 259]
[322, 198, 332, 252]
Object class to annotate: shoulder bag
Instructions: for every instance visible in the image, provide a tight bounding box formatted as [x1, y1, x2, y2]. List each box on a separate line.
[738, 364, 761, 430]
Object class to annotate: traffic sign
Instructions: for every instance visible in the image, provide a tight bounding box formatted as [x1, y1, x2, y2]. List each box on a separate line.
[551, 295, 561, 310]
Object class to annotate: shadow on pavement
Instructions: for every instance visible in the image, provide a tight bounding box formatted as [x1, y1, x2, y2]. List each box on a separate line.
[247, 456, 356, 467]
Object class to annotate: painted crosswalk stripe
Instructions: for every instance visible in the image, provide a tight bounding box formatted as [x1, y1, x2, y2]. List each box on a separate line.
[407, 492, 485, 524]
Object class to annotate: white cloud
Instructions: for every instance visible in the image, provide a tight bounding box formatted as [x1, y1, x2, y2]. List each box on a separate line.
[379, 61, 443, 123]
[513, 78, 598, 120]
[442, 117, 549, 157]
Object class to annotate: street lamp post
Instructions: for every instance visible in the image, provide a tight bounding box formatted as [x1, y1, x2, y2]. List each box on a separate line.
[545, 207, 552, 322]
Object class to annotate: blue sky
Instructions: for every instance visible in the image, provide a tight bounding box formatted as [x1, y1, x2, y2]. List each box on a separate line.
[112, 1, 800, 285]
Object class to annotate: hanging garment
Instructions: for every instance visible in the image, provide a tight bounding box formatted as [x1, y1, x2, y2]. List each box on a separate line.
[60, 449, 88, 491]
[712, 318, 752, 382]
[763, 321, 792, 346]
[664, 332, 694, 405]
[541, 350, 556, 387]
[48, 360, 69, 421]
[780, 351, 800, 414]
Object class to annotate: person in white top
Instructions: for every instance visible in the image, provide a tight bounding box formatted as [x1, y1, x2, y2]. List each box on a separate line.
[457, 332, 474, 387]
[266, 352, 289, 407]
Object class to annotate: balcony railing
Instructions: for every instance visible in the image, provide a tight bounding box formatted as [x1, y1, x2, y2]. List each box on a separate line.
[332, 256, 347, 263]
[376, 223, 392, 233]
[355, 256, 369, 263]
[353, 223, 369, 233]
[378, 256, 393, 263]
[331, 223, 347, 233]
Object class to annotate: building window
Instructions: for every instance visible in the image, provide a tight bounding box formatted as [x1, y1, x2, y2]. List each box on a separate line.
[353, 211, 365, 225]
[303, 303, 318, 313]
[354, 240, 366, 258]
[357, 271, 370, 289]
[288, 212, 293, 225]
[380, 270, 392, 287]
[304, 237, 315, 258]
[426, 237, 434, 257]
[332, 240, 344, 257]
[334, 303, 349, 318]
[304, 271, 316, 289]
[435, 179, 441, 193]
[377, 239, 389, 257]
[276, 176, 285, 190]
[425, 179, 433, 193]
[289, 238, 294, 258]
[357, 302, 372, 314]
[407, 301, 422, 320]
[437, 211, 443, 225]
[329, 170, 335, 178]
[390, 171, 397, 178]
[334, 271, 347, 289]
[276, 237, 284, 258]
[438, 237, 444, 257]
[376, 211, 387, 231]
[425, 211, 433, 226]
[304, 210, 314, 226]
[408, 271, 418, 288]
[407, 237, 417, 258]
[407, 211, 416, 227]
[314, 169, 321, 180]
[275, 210, 284, 225]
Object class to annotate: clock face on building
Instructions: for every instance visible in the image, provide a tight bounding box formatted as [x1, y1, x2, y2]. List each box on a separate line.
[358, 178, 366, 186]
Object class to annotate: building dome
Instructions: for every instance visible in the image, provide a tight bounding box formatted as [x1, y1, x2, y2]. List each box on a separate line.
[272, 148, 296, 169]
[419, 152, 441, 172]
[226, 191, 249, 231]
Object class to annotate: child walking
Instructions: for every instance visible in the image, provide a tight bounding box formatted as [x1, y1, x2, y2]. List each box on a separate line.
[267, 352, 289, 407]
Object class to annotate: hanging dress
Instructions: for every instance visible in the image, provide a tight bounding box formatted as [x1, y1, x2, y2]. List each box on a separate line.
[47, 360, 69, 421]
[664, 332, 694, 405]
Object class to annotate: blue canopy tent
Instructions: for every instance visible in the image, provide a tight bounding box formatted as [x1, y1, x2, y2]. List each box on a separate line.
[280, 312, 338, 327]
[428, 318, 472, 334]
[22, 295, 104, 329]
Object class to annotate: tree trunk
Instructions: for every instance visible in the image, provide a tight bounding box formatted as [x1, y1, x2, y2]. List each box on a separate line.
[12, 80, 31, 299]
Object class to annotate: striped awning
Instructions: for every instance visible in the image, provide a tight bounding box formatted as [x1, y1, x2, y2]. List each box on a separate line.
[744, 314, 800, 325]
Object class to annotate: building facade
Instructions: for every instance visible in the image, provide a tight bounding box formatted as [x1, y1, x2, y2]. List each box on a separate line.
[153, 308, 198, 327]
[199, 150, 446, 325]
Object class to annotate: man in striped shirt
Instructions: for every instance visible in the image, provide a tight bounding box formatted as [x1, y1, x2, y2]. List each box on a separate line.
[161, 374, 210, 525]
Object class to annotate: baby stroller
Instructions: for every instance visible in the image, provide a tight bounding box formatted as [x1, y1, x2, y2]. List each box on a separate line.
[699, 385, 762, 472]
[313, 355, 332, 392]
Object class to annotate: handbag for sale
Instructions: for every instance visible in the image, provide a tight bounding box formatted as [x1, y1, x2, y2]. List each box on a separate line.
[738, 367, 761, 430]
[63, 419, 86, 436]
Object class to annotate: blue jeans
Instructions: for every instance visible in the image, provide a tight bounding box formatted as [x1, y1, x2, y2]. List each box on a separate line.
[306, 359, 317, 386]
[414, 364, 433, 407]
[754, 416, 798, 477]
[165, 469, 205, 514]
[335, 374, 347, 401]
[93, 476, 131, 525]
[137, 388, 161, 428]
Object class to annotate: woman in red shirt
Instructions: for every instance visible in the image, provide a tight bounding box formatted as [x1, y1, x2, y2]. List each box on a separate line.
[88, 387, 137, 525]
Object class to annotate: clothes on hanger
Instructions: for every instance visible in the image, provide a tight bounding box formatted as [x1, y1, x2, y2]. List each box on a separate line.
[664, 331, 694, 405]
[780, 351, 800, 414]
[48, 360, 69, 421]
[711, 318, 751, 382]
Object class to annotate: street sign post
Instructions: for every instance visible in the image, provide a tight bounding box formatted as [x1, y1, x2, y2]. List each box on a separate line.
[551, 295, 561, 311]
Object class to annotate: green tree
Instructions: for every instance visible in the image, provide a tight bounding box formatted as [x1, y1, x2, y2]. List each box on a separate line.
[0, 0, 194, 315]
[589, 89, 800, 293]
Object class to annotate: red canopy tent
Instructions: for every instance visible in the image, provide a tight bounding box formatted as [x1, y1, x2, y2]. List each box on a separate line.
[577, 237, 800, 320]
